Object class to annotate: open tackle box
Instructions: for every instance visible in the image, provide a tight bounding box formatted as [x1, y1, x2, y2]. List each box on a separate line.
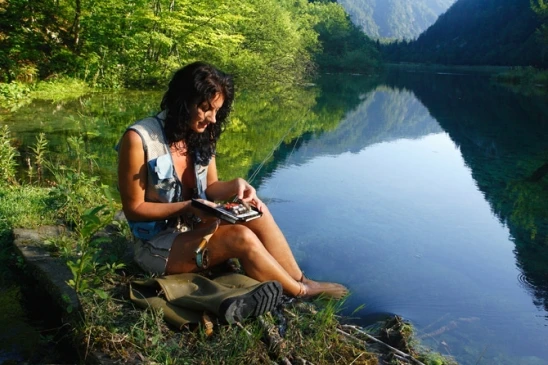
[191, 199, 262, 224]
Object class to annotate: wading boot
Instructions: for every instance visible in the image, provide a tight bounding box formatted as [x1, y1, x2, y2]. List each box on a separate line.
[214, 274, 283, 324]
[131, 273, 282, 325]
[129, 280, 203, 329]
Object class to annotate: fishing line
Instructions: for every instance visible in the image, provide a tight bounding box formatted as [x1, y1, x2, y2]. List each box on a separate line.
[247, 118, 301, 185]
[267, 134, 301, 196]
[231, 118, 301, 204]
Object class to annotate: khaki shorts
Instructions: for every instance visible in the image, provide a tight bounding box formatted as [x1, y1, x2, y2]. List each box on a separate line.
[133, 220, 220, 275]
[134, 229, 181, 275]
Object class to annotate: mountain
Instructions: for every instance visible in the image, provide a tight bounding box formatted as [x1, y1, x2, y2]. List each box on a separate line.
[337, 0, 456, 40]
[383, 0, 546, 67]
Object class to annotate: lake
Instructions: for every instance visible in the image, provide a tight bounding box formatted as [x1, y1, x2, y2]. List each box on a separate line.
[1, 69, 547, 364]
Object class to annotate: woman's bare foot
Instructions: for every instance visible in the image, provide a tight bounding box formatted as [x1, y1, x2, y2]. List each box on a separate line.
[299, 277, 348, 299]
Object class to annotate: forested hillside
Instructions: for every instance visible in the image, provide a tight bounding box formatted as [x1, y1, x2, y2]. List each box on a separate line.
[312, 2, 381, 72]
[383, 0, 548, 67]
[0, 0, 380, 89]
[337, 0, 455, 40]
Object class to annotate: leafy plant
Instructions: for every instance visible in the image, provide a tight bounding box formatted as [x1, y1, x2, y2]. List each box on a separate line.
[0, 82, 32, 110]
[58, 184, 126, 295]
[24, 132, 127, 295]
[29, 132, 48, 184]
[30, 77, 89, 101]
[45, 133, 104, 227]
[67, 205, 112, 293]
[0, 125, 20, 185]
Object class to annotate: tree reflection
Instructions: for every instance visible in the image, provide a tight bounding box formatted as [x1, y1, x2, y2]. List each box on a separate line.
[383, 69, 548, 313]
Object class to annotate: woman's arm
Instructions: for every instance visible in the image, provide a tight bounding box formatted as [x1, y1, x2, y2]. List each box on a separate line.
[118, 130, 195, 221]
[205, 157, 264, 211]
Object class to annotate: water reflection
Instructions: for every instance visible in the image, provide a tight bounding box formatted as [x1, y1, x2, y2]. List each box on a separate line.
[383, 70, 548, 311]
[254, 72, 548, 364]
[0, 91, 161, 185]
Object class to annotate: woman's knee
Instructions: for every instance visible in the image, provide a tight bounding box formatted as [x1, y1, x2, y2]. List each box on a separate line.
[223, 225, 262, 255]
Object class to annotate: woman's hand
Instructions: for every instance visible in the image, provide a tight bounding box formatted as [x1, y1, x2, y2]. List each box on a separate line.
[235, 178, 264, 212]
[191, 199, 219, 221]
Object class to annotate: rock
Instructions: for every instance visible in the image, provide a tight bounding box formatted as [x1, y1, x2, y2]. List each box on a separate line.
[12, 226, 81, 321]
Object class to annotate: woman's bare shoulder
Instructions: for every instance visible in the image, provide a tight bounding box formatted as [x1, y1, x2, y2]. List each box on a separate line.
[120, 129, 143, 151]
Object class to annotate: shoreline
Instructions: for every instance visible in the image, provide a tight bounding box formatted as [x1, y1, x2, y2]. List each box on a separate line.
[385, 62, 514, 74]
[9, 224, 455, 364]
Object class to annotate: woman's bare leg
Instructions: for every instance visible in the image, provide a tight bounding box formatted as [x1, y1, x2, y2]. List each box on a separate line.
[167, 220, 348, 299]
[242, 206, 348, 298]
[241, 205, 303, 280]
[167, 224, 302, 295]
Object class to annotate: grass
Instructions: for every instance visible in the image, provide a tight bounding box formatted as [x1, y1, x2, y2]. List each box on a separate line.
[79, 272, 382, 364]
[0, 184, 56, 228]
[30, 77, 90, 102]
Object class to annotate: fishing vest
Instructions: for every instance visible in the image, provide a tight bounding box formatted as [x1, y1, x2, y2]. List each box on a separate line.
[125, 111, 209, 240]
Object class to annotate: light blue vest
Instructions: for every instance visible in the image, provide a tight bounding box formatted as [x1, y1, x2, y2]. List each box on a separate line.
[123, 111, 209, 240]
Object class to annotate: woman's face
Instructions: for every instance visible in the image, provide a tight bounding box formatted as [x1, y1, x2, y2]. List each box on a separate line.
[189, 92, 225, 133]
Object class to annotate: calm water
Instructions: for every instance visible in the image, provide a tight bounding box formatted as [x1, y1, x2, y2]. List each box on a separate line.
[2, 70, 547, 364]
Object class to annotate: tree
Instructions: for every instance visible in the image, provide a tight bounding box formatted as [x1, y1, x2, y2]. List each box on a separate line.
[0, 0, 379, 87]
[309, 1, 381, 73]
[532, 0, 548, 46]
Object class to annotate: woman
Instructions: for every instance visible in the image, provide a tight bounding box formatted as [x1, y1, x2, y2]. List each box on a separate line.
[118, 61, 347, 299]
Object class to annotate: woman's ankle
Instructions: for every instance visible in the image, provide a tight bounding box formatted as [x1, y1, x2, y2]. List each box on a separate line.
[296, 281, 308, 298]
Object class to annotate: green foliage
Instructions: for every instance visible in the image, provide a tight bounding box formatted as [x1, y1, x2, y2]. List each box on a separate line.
[0, 0, 378, 89]
[531, 0, 548, 45]
[45, 160, 125, 295]
[310, 1, 381, 73]
[0, 124, 125, 295]
[0, 82, 32, 110]
[30, 77, 89, 101]
[46, 168, 103, 227]
[0, 185, 56, 229]
[44, 132, 103, 227]
[29, 133, 48, 184]
[0, 78, 88, 111]
[0, 125, 20, 185]
[66, 203, 123, 294]
[221, 0, 318, 88]
[532, 0, 548, 19]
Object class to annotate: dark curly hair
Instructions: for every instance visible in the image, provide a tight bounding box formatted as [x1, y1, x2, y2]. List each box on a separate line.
[160, 62, 234, 166]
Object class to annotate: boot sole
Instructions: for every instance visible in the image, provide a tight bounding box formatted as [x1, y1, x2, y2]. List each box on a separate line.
[219, 281, 283, 324]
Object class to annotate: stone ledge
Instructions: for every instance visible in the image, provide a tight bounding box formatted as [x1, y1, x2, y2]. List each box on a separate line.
[12, 226, 82, 322]
[11, 226, 112, 364]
